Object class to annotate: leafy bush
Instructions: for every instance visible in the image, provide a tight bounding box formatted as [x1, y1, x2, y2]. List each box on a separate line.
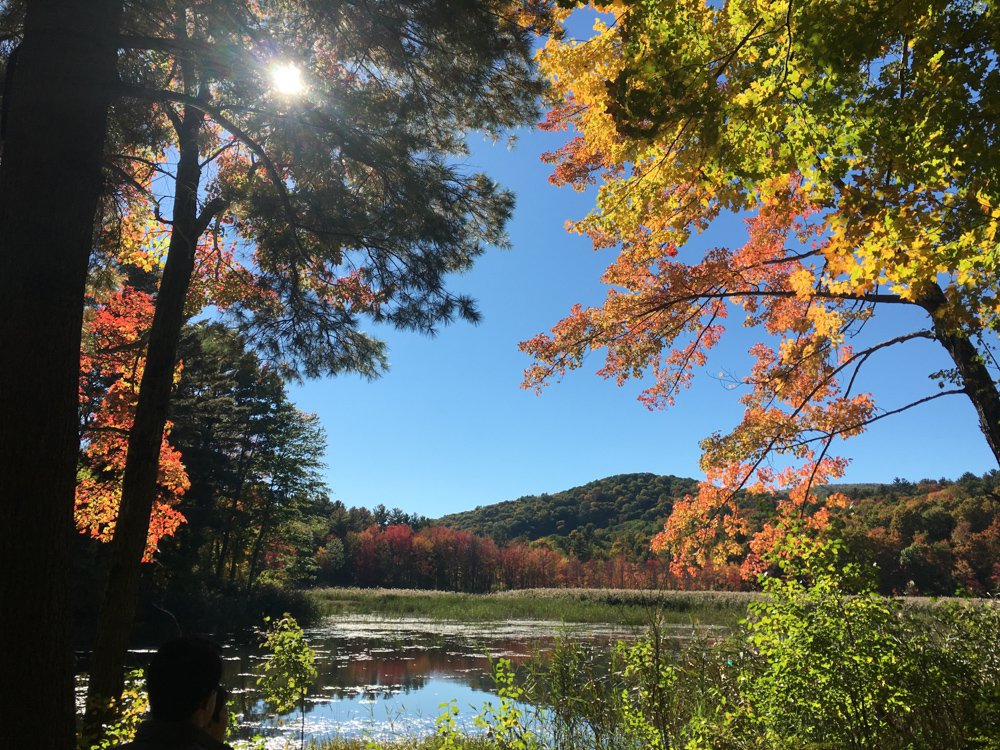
[733, 570, 1000, 749]
[257, 614, 317, 749]
[79, 670, 148, 750]
[452, 571, 1000, 749]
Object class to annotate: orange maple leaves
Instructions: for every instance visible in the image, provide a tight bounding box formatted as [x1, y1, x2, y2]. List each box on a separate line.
[523, 175, 876, 579]
[525, 0, 1000, 580]
[77, 287, 188, 561]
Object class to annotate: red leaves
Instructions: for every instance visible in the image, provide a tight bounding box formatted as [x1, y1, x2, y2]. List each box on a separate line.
[523, 177, 885, 581]
[77, 287, 188, 561]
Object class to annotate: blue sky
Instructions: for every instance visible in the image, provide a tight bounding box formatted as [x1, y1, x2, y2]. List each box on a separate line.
[287, 119, 999, 519]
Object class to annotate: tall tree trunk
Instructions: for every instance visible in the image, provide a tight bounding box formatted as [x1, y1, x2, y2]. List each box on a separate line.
[214, 498, 236, 580]
[919, 283, 1000, 465]
[217, 439, 256, 579]
[245, 493, 276, 592]
[0, 2, 122, 747]
[85, 106, 205, 719]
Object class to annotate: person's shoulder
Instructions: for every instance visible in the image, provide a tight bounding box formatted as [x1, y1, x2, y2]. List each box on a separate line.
[115, 737, 227, 750]
[115, 717, 229, 750]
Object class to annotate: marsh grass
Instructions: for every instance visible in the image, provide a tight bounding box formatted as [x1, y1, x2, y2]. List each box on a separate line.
[305, 740, 492, 749]
[308, 587, 757, 627]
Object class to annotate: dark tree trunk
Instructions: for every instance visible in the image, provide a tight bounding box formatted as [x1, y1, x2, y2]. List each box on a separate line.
[216, 440, 256, 579]
[0, 2, 122, 747]
[85, 106, 205, 720]
[919, 283, 1000, 465]
[245, 493, 276, 592]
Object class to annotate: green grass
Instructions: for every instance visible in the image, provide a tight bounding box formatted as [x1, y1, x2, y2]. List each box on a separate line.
[304, 739, 491, 750]
[307, 587, 757, 627]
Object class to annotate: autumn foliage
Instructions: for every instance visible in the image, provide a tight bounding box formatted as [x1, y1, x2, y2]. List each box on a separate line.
[337, 522, 717, 592]
[523, 1, 1000, 577]
[77, 287, 187, 561]
[294, 474, 1000, 595]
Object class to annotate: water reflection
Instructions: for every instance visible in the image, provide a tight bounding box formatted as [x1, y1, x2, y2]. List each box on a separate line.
[223, 615, 643, 747]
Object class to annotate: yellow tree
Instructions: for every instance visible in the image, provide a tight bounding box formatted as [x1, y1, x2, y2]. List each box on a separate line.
[522, 0, 1000, 576]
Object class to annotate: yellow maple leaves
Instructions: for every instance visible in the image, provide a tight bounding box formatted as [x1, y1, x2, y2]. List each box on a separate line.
[525, 0, 1000, 578]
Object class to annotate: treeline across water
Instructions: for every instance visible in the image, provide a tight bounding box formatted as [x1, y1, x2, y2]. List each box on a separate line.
[73, 323, 1000, 637]
[329, 522, 719, 592]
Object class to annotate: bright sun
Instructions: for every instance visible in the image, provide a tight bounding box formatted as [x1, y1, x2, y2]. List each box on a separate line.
[270, 62, 305, 96]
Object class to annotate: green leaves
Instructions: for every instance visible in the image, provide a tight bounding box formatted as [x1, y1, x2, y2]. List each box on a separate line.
[734, 568, 1000, 748]
[256, 613, 317, 715]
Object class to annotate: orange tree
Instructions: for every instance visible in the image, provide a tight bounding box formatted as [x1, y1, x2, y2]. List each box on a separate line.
[522, 1, 1000, 577]
[77, 286, 188, 561]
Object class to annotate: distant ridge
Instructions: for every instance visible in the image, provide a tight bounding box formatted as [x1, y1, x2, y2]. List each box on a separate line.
[435, 473, 700, 546]
[433, 473, 987, 547]
[434, 471, 1000, 594]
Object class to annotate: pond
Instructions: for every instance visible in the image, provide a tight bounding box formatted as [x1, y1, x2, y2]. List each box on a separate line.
[81, 615, 721, 748]
[226, 615, 645, 747]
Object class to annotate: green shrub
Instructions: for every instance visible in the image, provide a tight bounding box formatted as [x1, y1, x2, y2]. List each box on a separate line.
[257, 614, 318, 749]
[733, 570, 1000, 749]
[447, 569, 1000, 750]
[79, 670, 148, 750]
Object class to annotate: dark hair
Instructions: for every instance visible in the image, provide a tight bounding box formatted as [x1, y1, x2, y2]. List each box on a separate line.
[145, 636, 223, 721]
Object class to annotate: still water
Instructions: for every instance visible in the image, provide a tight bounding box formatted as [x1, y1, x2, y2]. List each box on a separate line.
[220, 615, 641, 747]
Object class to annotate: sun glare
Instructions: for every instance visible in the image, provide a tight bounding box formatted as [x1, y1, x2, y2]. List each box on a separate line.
[270, 62, 305, 96]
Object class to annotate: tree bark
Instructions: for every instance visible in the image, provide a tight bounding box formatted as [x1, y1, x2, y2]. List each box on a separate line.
[85, 105, 205, 719]
[0, 1, 122, 747]
[245, 489, 277, 592]
[919, 283, 1000, 465]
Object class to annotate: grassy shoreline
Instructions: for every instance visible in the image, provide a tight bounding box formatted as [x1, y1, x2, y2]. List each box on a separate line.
[306, 586, 993, 629]
[308, 587, 759, 627]
[293, 584, 1000, 750]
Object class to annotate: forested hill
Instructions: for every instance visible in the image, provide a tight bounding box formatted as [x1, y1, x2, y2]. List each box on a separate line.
[436, 473, 700, 546]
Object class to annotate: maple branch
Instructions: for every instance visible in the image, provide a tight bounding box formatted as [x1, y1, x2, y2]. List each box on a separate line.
[106, 163, 154, 200]
[195, 196, 228, 236]
[780, 0, 795, 85]
[81, 425, 133, 437]
[200, 139, 240, 169]
[530, 284, 720, 387]
[789, 389, 967, 449]
[661, 304, 722, 403]
[740, 247, 824, 271]
[780, 329, 935, 430]
[980, 336, 1000, 374]
[109, 153, 176, 180]
[644, 287, 911, 315]
[714, 18, 765, 80]
[89, 338, 150, 358]
[801, 431, 835, 520]
[842, 347, 871, 399]
[713, 329, 936, 505]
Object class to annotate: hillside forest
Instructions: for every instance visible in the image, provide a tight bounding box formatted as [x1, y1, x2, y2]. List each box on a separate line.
[73, 318, 1000, 635]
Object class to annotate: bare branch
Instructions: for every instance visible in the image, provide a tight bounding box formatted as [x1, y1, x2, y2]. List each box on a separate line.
[790, 389, 967, 448]
[118, 84, 309, 260]
[195, 196, 228, 236]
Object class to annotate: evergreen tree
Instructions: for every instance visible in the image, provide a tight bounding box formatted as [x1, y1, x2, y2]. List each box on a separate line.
[86, 0, 545, 714]
[164, 323, 329, 593]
